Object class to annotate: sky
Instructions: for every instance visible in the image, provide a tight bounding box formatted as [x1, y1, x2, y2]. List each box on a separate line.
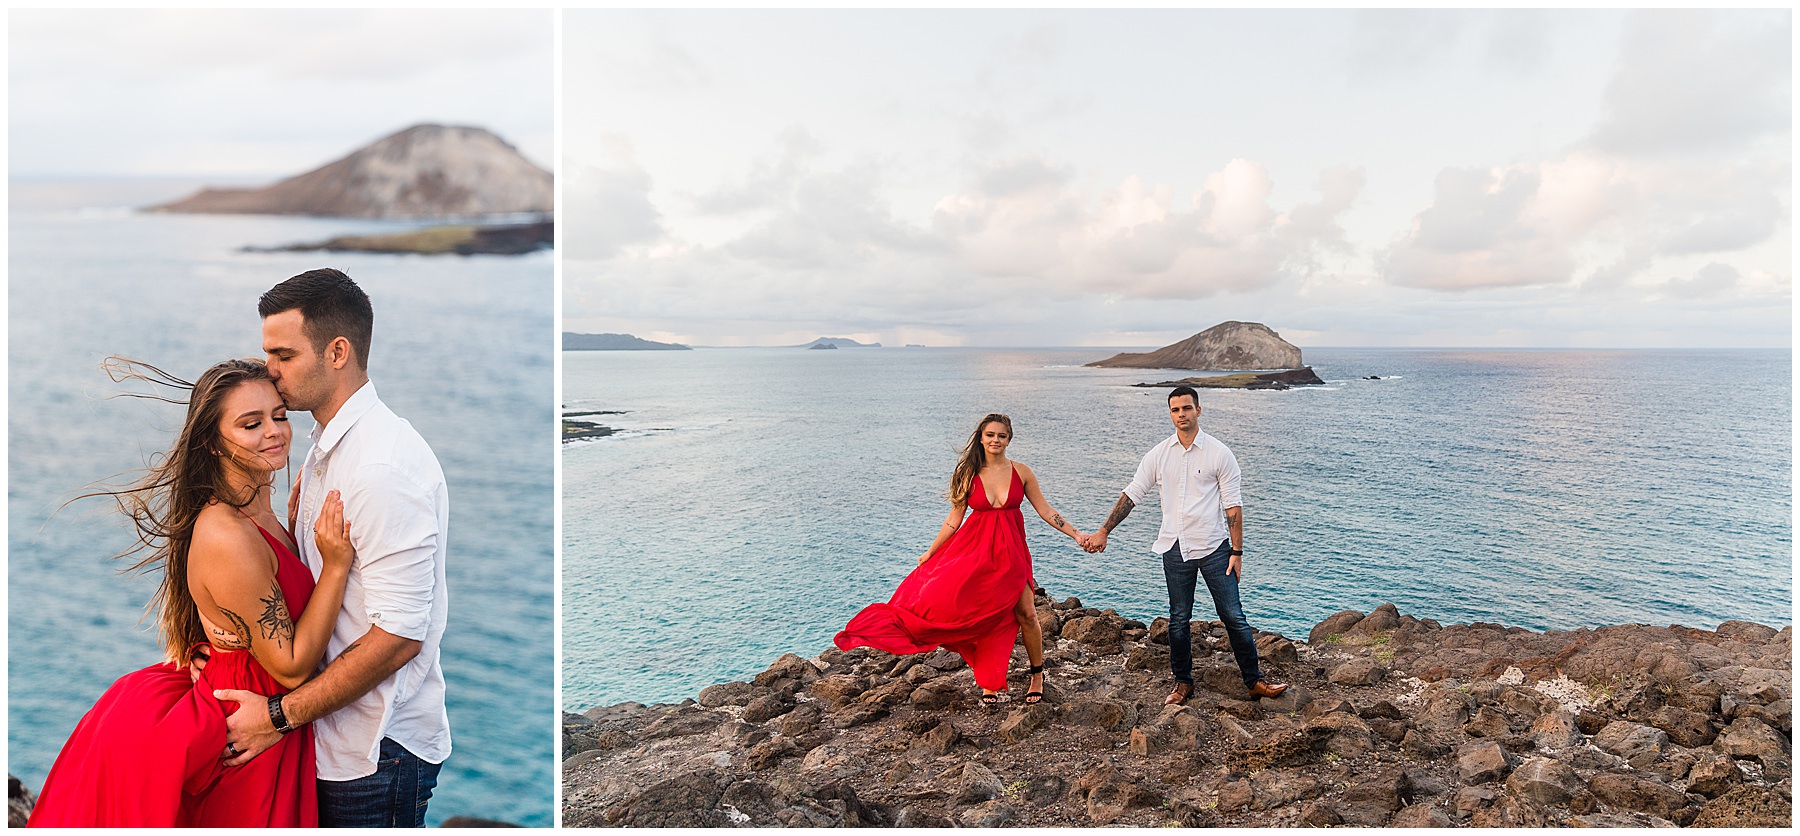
[563, 9, 1791, 348]
[10, 9, 554, 177]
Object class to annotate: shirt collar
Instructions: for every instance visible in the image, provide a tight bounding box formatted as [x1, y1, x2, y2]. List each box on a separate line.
[308, 380, 380, 456]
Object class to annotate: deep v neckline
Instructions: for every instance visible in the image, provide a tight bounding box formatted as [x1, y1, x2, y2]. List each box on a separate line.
[976, 464, 1017, 508]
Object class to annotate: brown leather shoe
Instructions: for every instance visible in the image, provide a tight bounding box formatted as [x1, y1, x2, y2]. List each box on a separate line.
[1248, 680, 1289, 699]
[1164, 682, 1193, 706]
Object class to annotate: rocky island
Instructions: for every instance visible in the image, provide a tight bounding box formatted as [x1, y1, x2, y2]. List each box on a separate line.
[564, 333, 691, 351]
[252, 220, 552, 256]
[1088, 322, 1302, 371]
[150, 124, 551, 219]
[564, 597, 1790, 828]
[1137, 367, 1327, 391]
[801, 338, 880, 349]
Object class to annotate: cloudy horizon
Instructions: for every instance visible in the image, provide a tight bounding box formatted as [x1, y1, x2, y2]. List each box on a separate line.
[564, 9, 1790, 349]
[10, 9, 554, 178]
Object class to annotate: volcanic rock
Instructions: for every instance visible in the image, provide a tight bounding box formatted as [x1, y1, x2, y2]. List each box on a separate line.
[1086, 321, 1302, 371]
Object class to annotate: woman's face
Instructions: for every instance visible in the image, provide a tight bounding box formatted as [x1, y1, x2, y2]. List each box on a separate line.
[980, 421, 1012, 458]
[215, 379, 290, 476]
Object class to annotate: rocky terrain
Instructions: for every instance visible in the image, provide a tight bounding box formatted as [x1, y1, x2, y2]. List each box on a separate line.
[254, 220, 552, 255]
[150, 124, 551, 219]
[564, 597, 1791, 828]
[1136, 367, 1327, 390]
[1087, 321, 1303, 371]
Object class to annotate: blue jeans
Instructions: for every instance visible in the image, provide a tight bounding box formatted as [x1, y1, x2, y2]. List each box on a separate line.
[317, 737, 443, 828]
[1163, 539, 1262, 688]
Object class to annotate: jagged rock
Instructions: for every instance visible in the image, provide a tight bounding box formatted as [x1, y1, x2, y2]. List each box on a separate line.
[1329, 657, 1386, 686]
[952, 762, 1004, 804]
[1506, 757, 1584, 805]
[1416, 687, 1474, 733]
[1469, 794, 1549, 827]
[1587, 773, 1689, 820]
[1216, 779, 1254, 812]
[777, 704, 822, 737]
[1251, 770, 1323, 810]
[744, 738, 799, 771]
[800, 743, 863, 781]
[998, 703, 1057, 743]
[912, 721, 962, 756]
[1130, 706, 1205, 755]
[1297, 800, 1342, 826]
[1464, 704, 1515, 738]
[697, 681, 765, 708]
[1061, 698, 1136, 731]
[756, 653, 820, 687]
[1402, 729, 1451, 760]
[958, 799, 1015, 827]
[1453, 785, 1501, 820]
[893, 807, 954, 827]
[642, 709, 725, 741]
[1692, 783, 1792, 827]
[1714, 716, 1785, 760]
[1337, 771, 1407, 826]
[1061, 616, 1123, 648]
[1309, 609, 1365, 645]
[1686, 752, 1744, 798]
[1123, 644, 1166, 671]
[1593, 720, 1668, 768]
[1649, 705, 1716, 748]
[742, 694, 796, 724]
[1457, 740, 1515, 784]
[809, 674, 869, 706]
[1530, 710, 1584, 750]
[909, 678, 968, 710]
[1347, 603, 1403, 638]
[855, 677, 919, 708]
[1303, 710, 1376, 758]
[1390, 802, 1454, 827]
[1023, 775, 1065, 806]
[1255, 633, 1299, 664]
[603, 770, 727, 826]
[1715, 620, 1780, 643]
[1229, 728, 1324, 771]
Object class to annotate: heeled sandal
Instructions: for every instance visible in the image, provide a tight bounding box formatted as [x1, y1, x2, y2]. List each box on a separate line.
[980, 691, 1003, 708]
[1023, 664, 1045, 704]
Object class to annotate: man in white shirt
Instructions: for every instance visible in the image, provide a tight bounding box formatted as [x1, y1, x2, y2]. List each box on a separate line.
[216, 268, 451, 827]
[1086, 386, 1288, 707]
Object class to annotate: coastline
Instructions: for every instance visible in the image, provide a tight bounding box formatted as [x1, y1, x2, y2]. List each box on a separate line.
[564, 598, 1791, 827]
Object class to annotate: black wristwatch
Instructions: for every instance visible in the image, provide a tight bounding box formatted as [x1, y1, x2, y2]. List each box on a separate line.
[268, 694, 297, 735]
[1228, 549, 1243, 556]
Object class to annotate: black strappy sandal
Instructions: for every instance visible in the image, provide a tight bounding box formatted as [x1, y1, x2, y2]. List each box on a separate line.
[1023, 664, 1045, 704]
[980, 691, 1002, 708]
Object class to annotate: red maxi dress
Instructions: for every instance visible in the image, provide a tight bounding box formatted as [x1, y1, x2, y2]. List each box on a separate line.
[29, 523, 320, 828]
[836, 466, 1034, 692]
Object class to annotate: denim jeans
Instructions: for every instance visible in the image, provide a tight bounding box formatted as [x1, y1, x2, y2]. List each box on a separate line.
[318, 737, 443, 828]
[1163, 539, 1262, 688]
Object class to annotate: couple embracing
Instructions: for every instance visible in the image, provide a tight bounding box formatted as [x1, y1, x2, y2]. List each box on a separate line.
[29, 269, 450, 828]
[837, 386, 1286, 709]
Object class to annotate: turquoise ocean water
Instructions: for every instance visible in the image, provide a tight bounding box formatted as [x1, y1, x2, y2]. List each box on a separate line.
[8, 180, 554, 827]
[565, 346, 1791, 710]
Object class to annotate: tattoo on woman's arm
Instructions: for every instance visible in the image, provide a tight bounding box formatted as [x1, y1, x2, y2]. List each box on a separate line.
[1050, 513, 1066, 531]
[257, 584, 295, 649]
[1102, 495, 1135, 533]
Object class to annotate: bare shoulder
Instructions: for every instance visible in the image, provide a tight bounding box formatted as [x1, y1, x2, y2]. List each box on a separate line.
[1013, 460, 1038, 481]
[189, 503, 270, 573]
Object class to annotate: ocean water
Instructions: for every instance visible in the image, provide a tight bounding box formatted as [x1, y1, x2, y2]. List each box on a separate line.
[7, 180, 554, 827]
[564, 346, 1792, 710]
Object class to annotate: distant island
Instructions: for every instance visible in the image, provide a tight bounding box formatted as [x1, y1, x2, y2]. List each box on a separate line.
[1135, 367, 1326, 390]
[1089, 321, 1301, 371]
[249, 220, 551, 256]
[808, 343, 838, 350]
[563, 333, 691, 351]
[149, 124, 552, 219]
[798, 337, 880, 349]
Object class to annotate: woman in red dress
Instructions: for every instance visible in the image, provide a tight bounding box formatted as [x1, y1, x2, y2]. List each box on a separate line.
[837, 413, 1088, 705]
[28, 359, 355, 827]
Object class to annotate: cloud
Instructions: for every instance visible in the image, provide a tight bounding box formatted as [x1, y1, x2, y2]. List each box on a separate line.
[1587, 10, 1790, 156]
[1663, 262, 1741, 299]
[565, 136, 666, 261]
[690, 126, 823, 215]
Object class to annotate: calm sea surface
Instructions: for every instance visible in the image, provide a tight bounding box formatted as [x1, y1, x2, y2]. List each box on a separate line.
[565, 346, 1791, 710]
[8, 180, 554, 827]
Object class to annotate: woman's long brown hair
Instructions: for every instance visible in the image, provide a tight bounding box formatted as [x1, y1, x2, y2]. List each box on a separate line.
[949, 413, 1013, 506]
[78, 357, 277, 665]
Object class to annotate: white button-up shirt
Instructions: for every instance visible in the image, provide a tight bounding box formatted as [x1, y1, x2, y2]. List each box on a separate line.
[1121, 429, 1242, 559]
[294, 381, 451, 779]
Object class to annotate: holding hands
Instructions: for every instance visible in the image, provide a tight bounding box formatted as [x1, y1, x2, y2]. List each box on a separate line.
[1080, 529, 1107, 554]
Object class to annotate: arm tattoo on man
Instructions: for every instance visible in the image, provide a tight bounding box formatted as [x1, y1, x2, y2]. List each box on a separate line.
[257, 583, 295, 649]
[334, 640, 364, 662]
[214, 608, 253, 650]
[1101, 495, 1135, 533]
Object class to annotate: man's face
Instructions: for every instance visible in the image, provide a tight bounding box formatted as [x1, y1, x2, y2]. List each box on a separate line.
[1168, 395, 1199, 433]
[261, 309, 331, 412]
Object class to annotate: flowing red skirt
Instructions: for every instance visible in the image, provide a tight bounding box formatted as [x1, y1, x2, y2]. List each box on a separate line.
[836, 468, 1034, 691]
[29, 524, 318, 827]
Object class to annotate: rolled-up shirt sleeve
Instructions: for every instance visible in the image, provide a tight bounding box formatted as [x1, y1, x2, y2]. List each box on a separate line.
[1216, 446, 1242, 510]
[341, 462, 441, 641]
[1122, 444, 1161, 504]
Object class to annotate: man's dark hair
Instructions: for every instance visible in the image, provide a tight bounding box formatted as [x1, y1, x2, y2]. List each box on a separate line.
[258, 268, 373, 370]
[1168, 386, 1199, 407]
